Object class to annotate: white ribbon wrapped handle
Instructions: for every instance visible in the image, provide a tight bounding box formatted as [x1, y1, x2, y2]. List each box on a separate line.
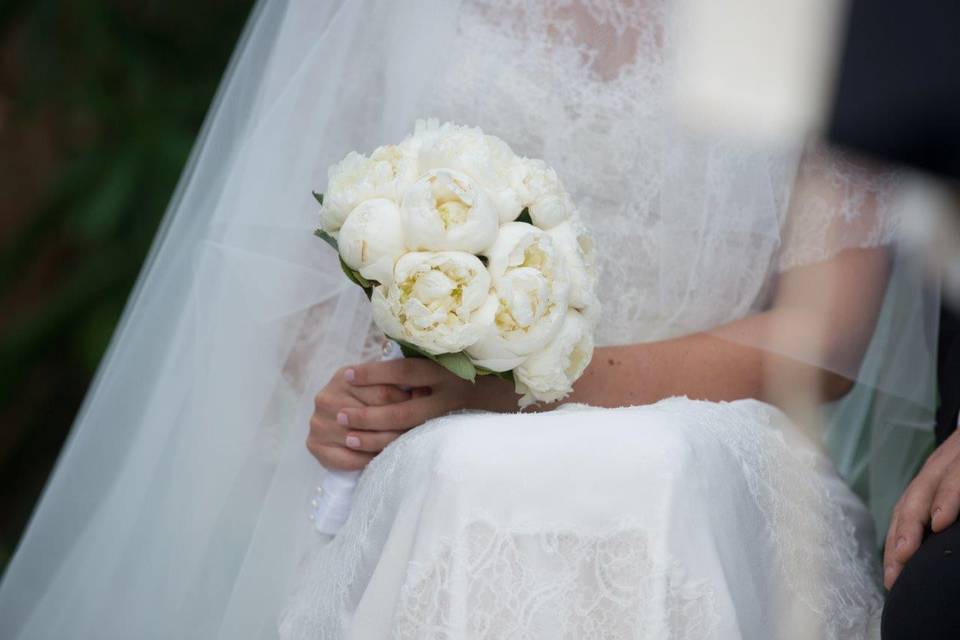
[311, 341, 404, 534]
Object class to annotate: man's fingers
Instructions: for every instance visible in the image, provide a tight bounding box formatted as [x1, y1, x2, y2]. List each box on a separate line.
[339, 395, 449, 431]
[892, 480, 935, 564]
[884, 562, 904, 591]
[892, 520, 924, 565]
[884, 506, 901, 570]
[349, 384, 411, 407]
[883, 505, 908, 589]
[344, 359, 446, 388]
[931, 457, 960, 532]
[342, 429, 404, 453]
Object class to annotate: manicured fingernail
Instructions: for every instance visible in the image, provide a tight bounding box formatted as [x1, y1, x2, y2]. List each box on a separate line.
[344, 368, 356, 383]
[337, 412, 349, 426]
[934, 506, 943, 517]
[345, 435, 360, 448]
[895, 537, 905, 549]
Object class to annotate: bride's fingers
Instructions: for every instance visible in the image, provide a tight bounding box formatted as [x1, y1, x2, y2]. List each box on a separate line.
[338, 395, 449, 431]
[305, 439, 374, 471]
[342, 429, 404, 453]
[348, 384, 412, 407]
[314, 388, 363, 417]
[345, 358, 446, 388]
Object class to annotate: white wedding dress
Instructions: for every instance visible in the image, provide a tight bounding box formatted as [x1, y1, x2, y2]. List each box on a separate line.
[1, 3, 936, 640]
[278, 2, 892, 638]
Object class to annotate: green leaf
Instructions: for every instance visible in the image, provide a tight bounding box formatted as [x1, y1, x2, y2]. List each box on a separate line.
[338, 256, 374, 288]
[312, 191, 324, 206]
[393, 340, 479, 382]
[434, 352, 477, 382]
[397, 340, 426, 360]
[314, 228, 339, 252]
[516, 207, 533, 224]
[476, 366, 515, 382]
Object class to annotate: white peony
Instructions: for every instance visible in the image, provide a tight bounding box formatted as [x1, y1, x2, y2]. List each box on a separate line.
[466, 222, 569, 371]
[320, 144, 418, 235]
[515, 309, 594, 408]
[546, 218, 599, 314]
[401, 169, 500, 254]
[513, 157, 574, 229]
[337, 199, 406, 286]
[398, 118, 445, 156]
[414, 121, 525, 223]
[371, 251, 497, 355]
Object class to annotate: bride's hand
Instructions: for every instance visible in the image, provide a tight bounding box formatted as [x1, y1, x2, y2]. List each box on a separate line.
[307, 358, 480, 470]
[307, 364, 418, 471]
[334, 357, 481, 438]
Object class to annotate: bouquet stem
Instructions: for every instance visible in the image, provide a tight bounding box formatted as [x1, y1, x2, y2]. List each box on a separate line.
[310, 341, 404, 535]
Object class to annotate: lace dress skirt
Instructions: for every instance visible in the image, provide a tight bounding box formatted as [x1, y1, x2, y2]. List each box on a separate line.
[279, 398, 882, 639]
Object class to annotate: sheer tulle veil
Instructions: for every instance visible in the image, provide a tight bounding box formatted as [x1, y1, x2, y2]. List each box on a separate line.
[0, 1, 938, 638]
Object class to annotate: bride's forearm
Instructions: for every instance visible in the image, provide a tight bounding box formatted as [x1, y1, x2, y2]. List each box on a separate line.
[568, 337, 767, 408]
[468, 315, 851, 412]
[468, 248, 887, 412]
[466, 334, 767, 412]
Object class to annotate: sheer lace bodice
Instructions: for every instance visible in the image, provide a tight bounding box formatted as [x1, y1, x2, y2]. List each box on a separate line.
[277, 4, 890, 639]
[415, 0, 899, 346]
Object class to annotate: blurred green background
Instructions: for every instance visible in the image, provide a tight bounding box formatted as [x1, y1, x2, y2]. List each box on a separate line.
[0, 0, 253, 571]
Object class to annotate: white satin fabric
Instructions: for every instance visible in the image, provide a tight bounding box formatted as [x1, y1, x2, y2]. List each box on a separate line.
[280, 400, 880, 639]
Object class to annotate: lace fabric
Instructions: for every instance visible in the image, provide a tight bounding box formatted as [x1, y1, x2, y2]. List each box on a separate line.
[395, 519, 720, 639]
[276, 4, 895, 637]
[418, 0, 901, 346]
[279, 400, 882, 640]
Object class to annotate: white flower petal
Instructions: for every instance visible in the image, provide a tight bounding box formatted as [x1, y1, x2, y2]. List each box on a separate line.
[515, 309, 594, 407]
[372, 251, 494, 355]
[513, 158, 573, 229]
[547, 218, 599, 311]
[466, 222, 569, 368]
[401, 169, 500, 254]
[319, 145, 417, 233]
[338, 198, 406, 286]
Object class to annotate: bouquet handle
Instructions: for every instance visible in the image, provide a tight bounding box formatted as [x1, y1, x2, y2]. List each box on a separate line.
[311, 341, 404, 535]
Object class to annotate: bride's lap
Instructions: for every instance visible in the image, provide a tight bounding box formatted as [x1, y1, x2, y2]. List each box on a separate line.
[366, 397, 779, 532]
[364, 395, 874, 563]
[283, 398, 882, 639]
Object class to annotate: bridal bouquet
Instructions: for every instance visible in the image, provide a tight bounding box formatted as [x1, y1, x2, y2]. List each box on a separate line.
[313, 120, 599, 407]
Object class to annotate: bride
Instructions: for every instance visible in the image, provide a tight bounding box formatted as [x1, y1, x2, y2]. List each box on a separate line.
[0, 1, 937, 639]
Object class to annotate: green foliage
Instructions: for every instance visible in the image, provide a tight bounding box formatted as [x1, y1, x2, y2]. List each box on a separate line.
[395, 339, 478, 382]
[313, 225, 375, 297]
[476, 366, 515, 382]
[516, 207, 533, 224]
[313, 228, 339, 250]
[0, 0, 254, 569]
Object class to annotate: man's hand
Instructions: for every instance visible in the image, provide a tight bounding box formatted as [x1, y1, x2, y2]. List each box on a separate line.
[306, 358, 480, 471]
[884, 428, 960, 589]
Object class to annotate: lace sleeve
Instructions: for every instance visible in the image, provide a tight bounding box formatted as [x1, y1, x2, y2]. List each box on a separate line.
[358, 318, 391, 361]
[777, 145, 903, 273]
[281, 298, 389, 395]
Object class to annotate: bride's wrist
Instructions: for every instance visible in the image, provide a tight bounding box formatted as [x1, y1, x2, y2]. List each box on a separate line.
[465, 375, 520, 413]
